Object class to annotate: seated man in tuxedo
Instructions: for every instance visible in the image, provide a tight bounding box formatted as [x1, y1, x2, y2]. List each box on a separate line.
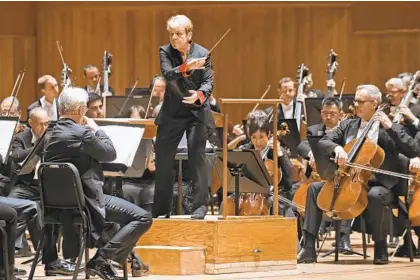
[298, 85, 400, 265]
[27, 75, 60, 121]
[44, 87, 152, 280]
[83, 64, 115, 96]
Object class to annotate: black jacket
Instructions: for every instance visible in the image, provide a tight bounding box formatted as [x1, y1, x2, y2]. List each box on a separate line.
[83, 85, 115, 96]
[297, 123, 325, 159]
[155, 43, 215, 129]
[44, 118, 117, 235]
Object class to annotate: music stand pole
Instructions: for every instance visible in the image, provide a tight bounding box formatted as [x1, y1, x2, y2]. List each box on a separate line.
[222, 106, 229, 218]
[231, 165, 245, 216]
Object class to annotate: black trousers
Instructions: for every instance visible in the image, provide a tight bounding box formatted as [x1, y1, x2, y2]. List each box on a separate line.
[303, 181, 394, 242]
[44, 195, 153, 265]
[153, 114, 210, 217]
[0, 202, 17, 273]
[122, 180, 154, 212]
[7, 184, 42, 250]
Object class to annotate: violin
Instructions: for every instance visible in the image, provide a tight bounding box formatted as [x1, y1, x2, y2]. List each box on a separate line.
[317, 103, 390, 220]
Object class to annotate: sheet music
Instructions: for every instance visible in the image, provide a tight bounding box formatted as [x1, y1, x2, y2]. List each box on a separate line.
[99, 125, 144, 166]
[0, 119, 17, 164]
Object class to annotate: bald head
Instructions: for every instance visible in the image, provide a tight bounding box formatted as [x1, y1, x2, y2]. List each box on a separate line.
[28, 107, 50, 138]
[0, 96, 21, 117]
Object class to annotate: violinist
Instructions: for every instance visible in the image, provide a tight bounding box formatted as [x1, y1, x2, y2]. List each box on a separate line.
[298, 85, 399, 265]
[83, 64, 115, 96]
[129, 105, 146, 119]
[0, 97, 24, 134]
[27, 75, 60, 121]
[239, 117, 294, 216]
[229, 110, 267, 149]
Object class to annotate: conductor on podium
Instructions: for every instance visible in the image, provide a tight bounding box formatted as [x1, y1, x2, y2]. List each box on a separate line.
[153, 15, 215, 219]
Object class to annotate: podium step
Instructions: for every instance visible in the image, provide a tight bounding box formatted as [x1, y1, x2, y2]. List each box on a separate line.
[134, 245, 206, 275]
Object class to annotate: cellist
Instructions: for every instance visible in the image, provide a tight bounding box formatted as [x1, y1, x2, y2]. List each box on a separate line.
[296, 97, 353, 252]
[298, 85, 400, 265]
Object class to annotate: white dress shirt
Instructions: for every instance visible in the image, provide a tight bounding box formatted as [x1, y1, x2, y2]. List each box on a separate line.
[40, 96, 58, 121]
[281, 101, 294, 119]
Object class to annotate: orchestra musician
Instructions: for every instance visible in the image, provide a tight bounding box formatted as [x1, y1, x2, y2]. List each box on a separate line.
[128, 105, 146, 119]
[0, 97, 21, 118]
[298, 85, 400, 265]
[43, 88, 152, 279]
[27, 75, 60, 121]
[83, 64, 115, 96]
[229, 110, 268, 149]
[153, 15, 214, 219]
[86, 93, 105, 118]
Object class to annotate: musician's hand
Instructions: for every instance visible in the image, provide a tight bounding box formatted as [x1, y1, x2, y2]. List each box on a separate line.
[371, 111, 392, 129]
[334, 146, 348, 166]
[83, 116, 99, 132]
[183, 91, 199, 104]
[296, 93, 306, 103]
[410, 157, 420, 172]
[232, 124, 244, 136]
[307, 151, 316, 168]
[268, 138, 283, 156]
[398, 104, 417, 124]
[186, 58, 206, 71]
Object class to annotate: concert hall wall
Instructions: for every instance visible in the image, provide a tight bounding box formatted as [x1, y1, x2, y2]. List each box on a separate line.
[0, 1, 419, 122]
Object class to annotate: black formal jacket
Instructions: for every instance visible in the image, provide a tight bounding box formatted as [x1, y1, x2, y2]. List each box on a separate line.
[155, 43, 215, 129]
[27, 99, 60, 121]
[83, 85, 115, 96]
[318, 118, 399, 189]
[10, 128, 37, 186]
[297, 123, 325, 159]
[44, 118, 117, 235]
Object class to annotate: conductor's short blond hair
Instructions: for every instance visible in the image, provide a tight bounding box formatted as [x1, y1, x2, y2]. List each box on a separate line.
[167, 15, 193, 33]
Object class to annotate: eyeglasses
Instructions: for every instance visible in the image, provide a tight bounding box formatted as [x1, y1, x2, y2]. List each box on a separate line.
[321, 111, 339, 117]
[353, 99, 373, 105]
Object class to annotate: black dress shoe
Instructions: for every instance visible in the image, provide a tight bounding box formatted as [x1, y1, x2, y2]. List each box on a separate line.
[44, 259, 80, 276]
[13, 267, 26, 276]
[86, 257, 124, 280]
[393, 245, 418, 258]
[373, 241, 389, 265]
[297, 247, 317, 263]
[191, 205, 207, 220]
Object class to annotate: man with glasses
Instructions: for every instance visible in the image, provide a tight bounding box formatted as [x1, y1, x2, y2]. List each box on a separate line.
[298, 85, 400, 265]
[297, 97, 353, 253]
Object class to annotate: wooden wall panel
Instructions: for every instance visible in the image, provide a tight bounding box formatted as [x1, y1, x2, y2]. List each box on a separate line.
[36, 2, 350, 123]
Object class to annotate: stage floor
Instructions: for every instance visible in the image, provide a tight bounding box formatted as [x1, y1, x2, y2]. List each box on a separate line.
[19, 233, 420, 279]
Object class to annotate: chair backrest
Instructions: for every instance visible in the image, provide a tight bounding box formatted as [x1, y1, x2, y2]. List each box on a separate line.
[38, 162, 86, 211]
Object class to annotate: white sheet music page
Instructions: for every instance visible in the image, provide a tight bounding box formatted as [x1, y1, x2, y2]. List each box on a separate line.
[99, 125, 144, 166]
[0, 119, 17, 164]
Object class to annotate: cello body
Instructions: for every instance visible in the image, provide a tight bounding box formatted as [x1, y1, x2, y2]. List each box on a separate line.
[408, 174, 420, 227]
[225, 193, 269, 216]
[317, 138, 385, 220]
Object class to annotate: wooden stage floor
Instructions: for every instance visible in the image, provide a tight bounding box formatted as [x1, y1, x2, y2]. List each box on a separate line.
[18, 233, 420, 280]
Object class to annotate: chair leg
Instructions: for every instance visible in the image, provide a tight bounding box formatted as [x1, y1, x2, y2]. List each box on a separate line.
[72, 227, 86, 280]
[123, 260, 128, 280]
[361, 215, 368, 259]
[57, 231, 62, 253]
[0, 228, 9, 280]
[28, 228, 45, 280]
[406, 225, 414, 263]
[85, 245, 90, 279]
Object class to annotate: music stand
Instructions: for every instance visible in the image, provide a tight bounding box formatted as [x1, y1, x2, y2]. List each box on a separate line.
[95, 119, 149, 197]
[215, 148, 271, 216]
[277, 119, 301, 158]
[305, 95, 355, 127]
[125, 87, 149, 96]
[105, 96, 160, 118]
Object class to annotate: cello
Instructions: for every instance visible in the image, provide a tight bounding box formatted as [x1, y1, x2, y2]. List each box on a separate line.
[317, 103, 390, 220]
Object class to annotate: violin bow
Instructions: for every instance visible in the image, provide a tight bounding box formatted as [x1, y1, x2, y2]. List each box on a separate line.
[116, 79, 139, 117]
[251, 85, 271, 112]
[7, 70, 26, 116]
[338, 77, 347, 100]
[145, 78, 158, 118]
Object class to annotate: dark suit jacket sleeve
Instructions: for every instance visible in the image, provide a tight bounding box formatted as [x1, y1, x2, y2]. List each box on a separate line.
[318, 121, 346, 157]
[11, 136, 32, 162]
[386, 123, 420, 158]
[159, 48, 186, 81]
[82, 129, 117, 162]
[197, 56, 214, 98]
[297, 126, 317, 159]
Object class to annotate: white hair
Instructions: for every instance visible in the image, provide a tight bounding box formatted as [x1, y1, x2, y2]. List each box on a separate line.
[356, 84, 382, 103]
[29, 107, 48, 120]
[166, 15, 193, 33]
[385, 78, 404, 91]
[1, 96, 20, 110]
[58, 87, 88, 115]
